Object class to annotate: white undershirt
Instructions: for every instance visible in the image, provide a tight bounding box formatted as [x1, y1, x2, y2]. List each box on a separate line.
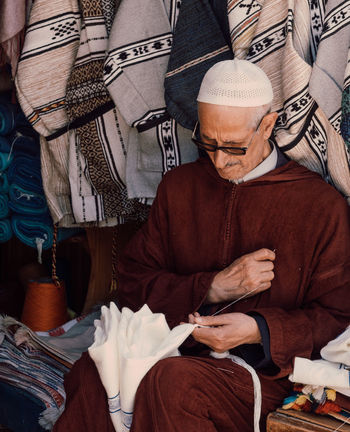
[231, 142, 278, 184]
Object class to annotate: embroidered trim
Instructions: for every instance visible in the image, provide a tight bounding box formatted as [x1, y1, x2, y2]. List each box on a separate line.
[156, 118, 180, 173]
[104, 33, 173, 86]
[321, 2, 350, 42]
[20, 12, 81, 61]
[247, 11, 293, 62]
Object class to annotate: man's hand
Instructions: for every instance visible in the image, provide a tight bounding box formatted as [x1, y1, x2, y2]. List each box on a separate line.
[189, 312, 261, 353]
[206, 248, 275, 304]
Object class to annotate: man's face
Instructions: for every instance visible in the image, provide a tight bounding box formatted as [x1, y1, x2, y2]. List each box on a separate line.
[198, 102, 277, 181]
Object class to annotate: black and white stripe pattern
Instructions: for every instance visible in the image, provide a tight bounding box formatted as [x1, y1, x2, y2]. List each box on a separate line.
[20, 12, 81, 61]
[321, 1, 350, 42]
[157, 118, 180, 173]
[308, 0, 325, 62]
[104, 33, 173, 87]
[304, 113, 329, 177]
[275, 86, 314, 131]
[247, 10, 293, 62]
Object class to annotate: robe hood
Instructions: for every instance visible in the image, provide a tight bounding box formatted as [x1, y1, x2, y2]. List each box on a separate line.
[198, 156, 323, 187]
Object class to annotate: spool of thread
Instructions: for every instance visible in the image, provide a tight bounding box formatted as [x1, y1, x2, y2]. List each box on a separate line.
[21, 277, 68, 331]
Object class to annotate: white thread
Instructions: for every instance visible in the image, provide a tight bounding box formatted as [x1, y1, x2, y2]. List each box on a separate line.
[209, 351, 261, 432]
[211, 285, 260, 316]
[7, 132, 22, 161]
[229, 354, 261, 432]
[18, 191, 35, 201]
[35, 236, 46, 264]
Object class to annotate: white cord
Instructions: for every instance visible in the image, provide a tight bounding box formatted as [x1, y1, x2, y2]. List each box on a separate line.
[35, 236, 46, 264]
[210, 351, 261, 432]
[211, 285, 260, 316]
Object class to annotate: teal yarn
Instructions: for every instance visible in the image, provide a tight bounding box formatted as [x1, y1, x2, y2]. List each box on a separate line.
[0, 219, 12, 243]
[11, 213, 54, 250]
[8, 183, 48, 215]
[0, 102, 17, 136]
[0, 194, 9, 219]
[0, 172, 9, 194]
[0, 152, 13, 171]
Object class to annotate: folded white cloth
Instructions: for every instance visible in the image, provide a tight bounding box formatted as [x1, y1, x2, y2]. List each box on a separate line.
[290, 357, 350, 397]
[321, 326, 350, 366]
[88, 303, 195, 431]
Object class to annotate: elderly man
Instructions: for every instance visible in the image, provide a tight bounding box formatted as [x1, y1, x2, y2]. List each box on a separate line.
[54, 59, 350, 432]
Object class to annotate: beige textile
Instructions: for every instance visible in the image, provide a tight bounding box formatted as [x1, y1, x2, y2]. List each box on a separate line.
[245, 0, 350, 202]
[228, 0, 263, 59]
[14, 0, 81, 224]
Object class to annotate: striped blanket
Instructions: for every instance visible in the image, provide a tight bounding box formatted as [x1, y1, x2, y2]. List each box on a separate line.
[0, 320, 68, 430]
[0, 312, 99, 430]
[14, 0, 81, 226]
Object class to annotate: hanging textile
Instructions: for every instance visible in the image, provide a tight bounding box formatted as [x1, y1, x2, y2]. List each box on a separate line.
[164, 0, 350, 202]
[14, 0, 81, 225]
[341, 51, 350, 154]
[163, 0, 234, 130]
[245, 0, 350, 202]
[228, 0, 263, 59]
[65, 0, 149, 221]
[103, 0, 198, 200]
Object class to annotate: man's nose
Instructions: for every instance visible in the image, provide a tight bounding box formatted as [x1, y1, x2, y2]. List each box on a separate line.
[212, 150, 230, 169]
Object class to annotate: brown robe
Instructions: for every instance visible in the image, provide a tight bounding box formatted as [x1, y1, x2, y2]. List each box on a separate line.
[54, 157, 350, 431]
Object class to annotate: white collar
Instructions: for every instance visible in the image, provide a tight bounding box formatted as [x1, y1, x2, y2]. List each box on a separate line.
[231, 142, 278, 184]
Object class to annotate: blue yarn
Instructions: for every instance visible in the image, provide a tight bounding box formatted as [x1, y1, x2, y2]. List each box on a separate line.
[0, 102, 17, 135]
[0, 172, 9, 194]
[9, 132, 40, 158]
[0, 219, 12, 243]
[0, 194, 9, 219]
[0, 152, 13, 171]
[0, 136, 11, 153]
[8, 183, 48, 215]
[7, 155, 43, 194]
[11, 213, 54, 250]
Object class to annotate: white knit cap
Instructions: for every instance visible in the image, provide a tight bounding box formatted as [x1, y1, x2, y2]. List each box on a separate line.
[197, 59, 273, 107]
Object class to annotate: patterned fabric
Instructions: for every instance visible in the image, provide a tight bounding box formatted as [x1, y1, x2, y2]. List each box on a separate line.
[65, 0, 149, 221]
[103, 0, 198, 200]
[14, 0, 81, 225]
[163, 0, 234, 129]
[228, 0, 263, 59]
[0, 320, 69, 430]
[246, 0, 350, 202]
[341, 53, 350, 153]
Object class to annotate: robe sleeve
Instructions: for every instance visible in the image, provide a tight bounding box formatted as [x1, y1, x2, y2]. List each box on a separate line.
[250, 199, 350, 379]
[116, 180, 217, 328]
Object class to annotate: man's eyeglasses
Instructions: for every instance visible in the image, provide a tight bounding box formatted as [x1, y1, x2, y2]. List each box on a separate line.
[191, 117, 263, 156]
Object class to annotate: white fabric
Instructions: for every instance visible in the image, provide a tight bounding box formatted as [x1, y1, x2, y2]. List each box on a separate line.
[289, 357, 350, 397]
[233, 142, 277, 184]
[88, 303, 195, 431]
[321, 326, 350, 366]
[289, 326, 350, 398]
[197, 59, 273, 107]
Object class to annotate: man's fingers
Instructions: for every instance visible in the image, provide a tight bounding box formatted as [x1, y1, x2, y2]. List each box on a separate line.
[261, 270, 275, 282]
[194, 314, 231, 327]
[251, 248, 276, 262]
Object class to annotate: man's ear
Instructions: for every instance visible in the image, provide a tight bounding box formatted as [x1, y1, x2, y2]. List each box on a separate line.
[262, 112, 278, 140]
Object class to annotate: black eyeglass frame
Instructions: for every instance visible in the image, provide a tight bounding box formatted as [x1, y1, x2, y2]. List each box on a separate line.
[191, 116, 264, 156]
